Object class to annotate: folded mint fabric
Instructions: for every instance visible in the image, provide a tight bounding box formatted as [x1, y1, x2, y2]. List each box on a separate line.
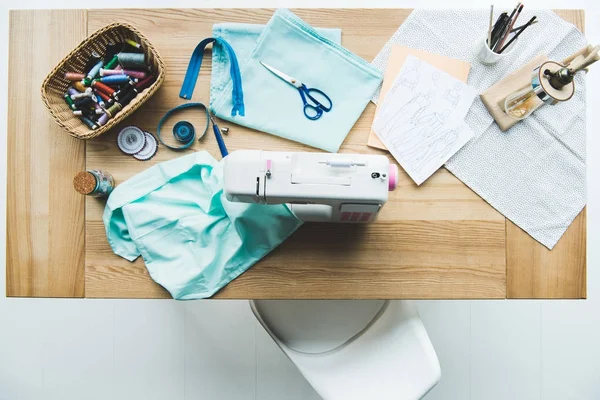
[211, 22, 341, 100]
[103, 151, 302, 300]
[210, 9, 383, 153]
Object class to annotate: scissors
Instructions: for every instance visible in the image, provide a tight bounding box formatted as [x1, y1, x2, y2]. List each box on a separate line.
[260, 61, 333, 121]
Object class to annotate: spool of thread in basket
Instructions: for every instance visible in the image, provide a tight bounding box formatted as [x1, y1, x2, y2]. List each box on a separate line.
[97, 75, 136, 85]
[118, 52, 146, 69]
[64, 72, 85, 81]
[100, 68, 147, 79]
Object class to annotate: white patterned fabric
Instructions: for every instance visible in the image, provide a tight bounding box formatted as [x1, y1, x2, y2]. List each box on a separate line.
[370, 9, 586, 249]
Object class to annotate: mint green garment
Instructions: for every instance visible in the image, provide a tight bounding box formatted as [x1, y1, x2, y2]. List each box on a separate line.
[103, 151, 302, 300]
[209, 9, 383, 153]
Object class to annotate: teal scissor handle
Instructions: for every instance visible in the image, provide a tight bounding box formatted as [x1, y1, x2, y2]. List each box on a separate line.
[297, 84, 332, 121]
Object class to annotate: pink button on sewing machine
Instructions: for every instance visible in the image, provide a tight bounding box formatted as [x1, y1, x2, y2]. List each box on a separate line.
[388, 164, 399, 192]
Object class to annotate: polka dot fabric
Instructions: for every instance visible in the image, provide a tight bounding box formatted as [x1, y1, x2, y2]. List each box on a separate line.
[371, 9, 587, 249]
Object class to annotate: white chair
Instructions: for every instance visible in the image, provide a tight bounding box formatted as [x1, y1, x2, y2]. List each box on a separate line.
[250, 300, 440, 400]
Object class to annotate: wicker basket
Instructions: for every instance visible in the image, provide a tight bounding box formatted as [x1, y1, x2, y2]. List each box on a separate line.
[41, 23, 166, 140]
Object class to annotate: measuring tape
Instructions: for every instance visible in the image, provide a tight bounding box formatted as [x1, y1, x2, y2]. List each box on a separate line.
[156, 103, 210, 150]
[156, 102, 229, 157]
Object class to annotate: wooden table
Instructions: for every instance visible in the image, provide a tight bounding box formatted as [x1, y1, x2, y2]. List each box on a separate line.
[6, 9, 587, 299]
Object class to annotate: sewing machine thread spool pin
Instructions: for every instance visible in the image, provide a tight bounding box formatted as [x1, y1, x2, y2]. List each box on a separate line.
[265, 159, 272, 178]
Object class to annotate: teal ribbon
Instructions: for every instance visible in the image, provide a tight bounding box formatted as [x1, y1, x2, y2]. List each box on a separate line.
[179, 37, 245, 117]
[157, 103, 209, 150]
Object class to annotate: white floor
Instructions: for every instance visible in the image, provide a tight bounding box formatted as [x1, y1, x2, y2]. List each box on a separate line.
[1, 296, 600, 400]
[1, 1, 600, 399]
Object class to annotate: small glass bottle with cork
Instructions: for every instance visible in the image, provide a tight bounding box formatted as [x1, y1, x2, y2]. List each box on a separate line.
[73, 169, 115, 197]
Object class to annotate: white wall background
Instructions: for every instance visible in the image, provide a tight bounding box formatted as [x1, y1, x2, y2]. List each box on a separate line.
[1, 1, 599, 399]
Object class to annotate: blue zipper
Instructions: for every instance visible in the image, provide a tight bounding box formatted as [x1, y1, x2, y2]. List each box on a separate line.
[218, 39, 245, 117]
[179, 37, 245, 117]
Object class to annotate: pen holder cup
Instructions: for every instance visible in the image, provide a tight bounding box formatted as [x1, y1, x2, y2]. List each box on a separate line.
[475, 37, 517, 65]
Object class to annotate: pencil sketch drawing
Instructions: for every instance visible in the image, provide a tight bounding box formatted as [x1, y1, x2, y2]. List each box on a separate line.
[397, 125, 462, 173]
[377, 90, 434, 139]
[371, 55, 477, 185]
[390, 108, 450, 148]
[432, 70, 440, 88]
[444, 82, 462, 108]
[397, 58, 421, 91]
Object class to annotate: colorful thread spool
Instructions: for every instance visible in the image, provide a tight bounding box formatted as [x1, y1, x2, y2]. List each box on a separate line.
[73, 110, 94, 116]
[104, 55, 119, 70]
[125, 39, 141, 49]
[118, 52, 146, 69]
[101, 69, 146, 80]
[118, 88, 138, 106]
[99, 68, 120, 77]
[121, 69, 147, 79]
[70, 88, 93, 100]
[92, 81, 116, 96]
[72, 81, 87, 93]
[85, 60, 104, 83]
[63, 93, 76, 110]
[64, 72, 85, 81]
[91, 94, 105, 108]
[98, 75, 133, 85]
[99, 69, 126, 77]
[80, 115, 99, 130]
[67, 87, 79, 97]
[113, 80, 137, 100]
[94, 89, 112, 105]
[105, 102, 123, 118]
[74, 96, 94, 108]
[93, 102, 104, 115]
[136, 75, 155, 92]
[97, 113, 110, 126]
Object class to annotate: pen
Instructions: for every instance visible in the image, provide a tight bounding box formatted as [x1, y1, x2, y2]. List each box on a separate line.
[493, 5, 518, 52]
[499, 15, 536, 54]
[496, 3, 524, 52]
[490, 12, 508, 50]
[510, 20, 538, 33]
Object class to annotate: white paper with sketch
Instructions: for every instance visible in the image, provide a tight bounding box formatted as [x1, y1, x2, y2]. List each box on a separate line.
[372, 55, 477, 185]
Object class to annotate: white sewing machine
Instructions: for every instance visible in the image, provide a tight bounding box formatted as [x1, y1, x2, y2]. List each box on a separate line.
[223, 150, 398, 223]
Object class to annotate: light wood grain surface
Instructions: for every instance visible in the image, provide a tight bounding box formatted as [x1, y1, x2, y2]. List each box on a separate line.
[6, 10, 87, 297]
[7, 8, 586, 299]
[506, 8, 587, 299]
[84, 8, 506, 299]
